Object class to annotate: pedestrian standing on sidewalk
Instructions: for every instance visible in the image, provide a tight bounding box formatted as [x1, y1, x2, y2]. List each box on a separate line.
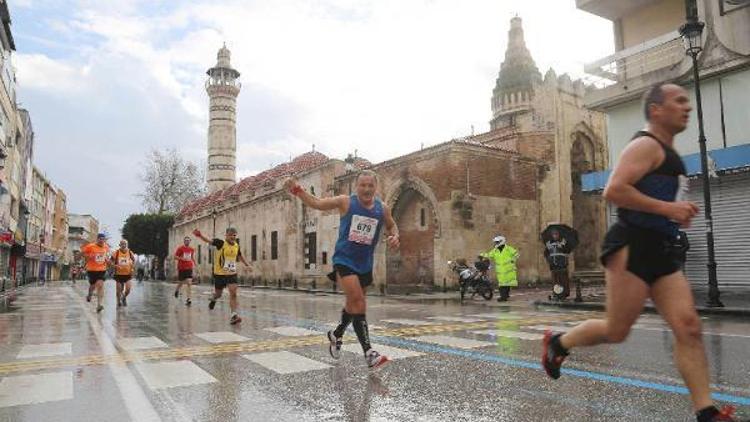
[284, 170, 399, 369]
[193, 227, 251, 325]
[481, 235, 519, 302]
[173, 236, 196, 306]
[544, 230, 570, 299]
[541, 82, 746, 422]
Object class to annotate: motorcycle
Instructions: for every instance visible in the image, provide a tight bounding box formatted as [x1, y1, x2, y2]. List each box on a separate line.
[448, 257, 494, 301]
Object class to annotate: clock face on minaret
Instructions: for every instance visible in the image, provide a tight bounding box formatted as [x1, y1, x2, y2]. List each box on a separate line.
[206, 44, 241, 193]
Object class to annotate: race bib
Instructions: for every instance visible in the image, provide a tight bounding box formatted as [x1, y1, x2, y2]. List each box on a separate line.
[348, 215, 378, 245]
[223, 260, 237, 273]
[118, 257, 130, 266]
[94, 254, 105, 263]
[182, 252, 192, 260]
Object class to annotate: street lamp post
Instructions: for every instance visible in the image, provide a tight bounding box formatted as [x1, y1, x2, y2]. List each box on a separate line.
[679, 10, 723, 307]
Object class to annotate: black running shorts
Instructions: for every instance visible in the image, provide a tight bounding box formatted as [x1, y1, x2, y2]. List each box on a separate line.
[328, 264, 373, 288]
[213, 274, 238, 289]
[113, 274, 132, 284]
[87, 271, 106, 285]
[178, 269, 193, 281]
[600, 222, 681, 286]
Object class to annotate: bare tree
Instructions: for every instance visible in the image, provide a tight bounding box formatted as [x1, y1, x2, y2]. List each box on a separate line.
[138, 148, 206, 214]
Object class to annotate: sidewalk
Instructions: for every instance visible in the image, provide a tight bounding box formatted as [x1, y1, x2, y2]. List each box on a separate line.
[164, 279, 553, 305]
[534, 284, 750, 317]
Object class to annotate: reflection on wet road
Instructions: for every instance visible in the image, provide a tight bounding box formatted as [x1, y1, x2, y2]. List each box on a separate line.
[0, 281, 748, 421]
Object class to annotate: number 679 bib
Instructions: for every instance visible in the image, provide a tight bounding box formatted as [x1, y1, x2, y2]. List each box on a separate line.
[348, 215, 379, 245]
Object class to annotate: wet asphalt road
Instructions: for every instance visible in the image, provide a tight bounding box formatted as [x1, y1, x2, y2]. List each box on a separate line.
[0, 280, 748, 422]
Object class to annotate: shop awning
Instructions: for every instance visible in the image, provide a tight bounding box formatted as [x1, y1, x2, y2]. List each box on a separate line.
[582, 143, 750, 192]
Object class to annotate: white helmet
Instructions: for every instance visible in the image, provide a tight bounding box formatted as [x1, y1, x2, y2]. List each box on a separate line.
[493, 235, 506, 246]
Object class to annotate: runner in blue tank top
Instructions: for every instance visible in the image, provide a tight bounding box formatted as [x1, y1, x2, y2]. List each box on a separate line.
[543, 83, 745, 422]
[285, 170, 400, 369]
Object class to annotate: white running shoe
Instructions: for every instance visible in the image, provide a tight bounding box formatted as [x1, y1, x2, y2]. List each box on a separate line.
[327, 330, 342, 359]
[365, 349, 390, 369]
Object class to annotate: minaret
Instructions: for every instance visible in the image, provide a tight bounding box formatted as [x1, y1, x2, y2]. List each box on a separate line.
[206, 44, 241, 192]
[490, 16, 541, 130]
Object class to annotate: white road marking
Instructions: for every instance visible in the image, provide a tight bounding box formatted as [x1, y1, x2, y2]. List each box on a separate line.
[470, 329, 544, 341]
[381, 319, 437, 326]
[0, 371, 73, 407]
[413, 335, 494, 349]
[16, 342, 72, 359]
[524, 325, 573, 332]
[118, 337, 169, 351]
[194, 331, 250, 343]
[243, 351, 331, 374]
[135, 360, 218, 390]
[265, 326, 321, 337]
[342, 343, 424, 359]
[65, 288, 162, 422]
[427, 316, 486, 323]
[468, 313, 524, 320]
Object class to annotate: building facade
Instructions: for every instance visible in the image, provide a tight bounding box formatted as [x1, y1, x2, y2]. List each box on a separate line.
[577, 0, 750, 287]
[171, 20, 609, 293]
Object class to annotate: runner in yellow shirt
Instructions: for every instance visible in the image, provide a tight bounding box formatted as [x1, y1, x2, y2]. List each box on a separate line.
[194, 227, 251, 325]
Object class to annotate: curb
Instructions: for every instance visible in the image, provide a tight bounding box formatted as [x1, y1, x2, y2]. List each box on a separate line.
[533, 300, 750, 318]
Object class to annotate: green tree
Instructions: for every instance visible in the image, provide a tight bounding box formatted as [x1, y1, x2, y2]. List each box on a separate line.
[121, 213, 174, 280]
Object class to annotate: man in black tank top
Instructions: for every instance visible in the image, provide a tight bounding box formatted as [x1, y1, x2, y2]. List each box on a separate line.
[542, 83, 745, 421]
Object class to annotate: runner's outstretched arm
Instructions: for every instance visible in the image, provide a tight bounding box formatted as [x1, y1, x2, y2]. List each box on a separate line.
[283, 177, 348, 213]
[193, 230, 212, 244]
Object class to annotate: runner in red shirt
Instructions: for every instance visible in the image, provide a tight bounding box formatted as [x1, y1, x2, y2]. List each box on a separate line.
[173, 236, 196, 306]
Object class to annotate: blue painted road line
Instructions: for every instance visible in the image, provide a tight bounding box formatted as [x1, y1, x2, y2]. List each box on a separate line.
[242, 305, 750, 407]
[374, 335, 750, 406]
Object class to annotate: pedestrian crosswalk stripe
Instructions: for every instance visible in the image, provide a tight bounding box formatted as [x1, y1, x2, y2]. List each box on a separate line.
[265, 326, 321, 337]
[470, 330, 544, 341]
[135, 360, 218, 389]
[0, 371, 73, 407]
[428, 316, 486, 323]
[381, 319, 436, 326]
[413, 335, 494, 349]
[16, 343, 72, 359]
[0, 315, 591, 375]
[243, 351, 331, 374]
[117, 337, 168, 351]
[341, 343, 424, 360]
[195, 332, 251, 343]
[524, 325, 572, 332]
[468, 313, 524, 320]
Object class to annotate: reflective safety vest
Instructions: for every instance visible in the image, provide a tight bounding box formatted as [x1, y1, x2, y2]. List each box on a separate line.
[481, 245, 519, 287]
[213, 241, 240, 276]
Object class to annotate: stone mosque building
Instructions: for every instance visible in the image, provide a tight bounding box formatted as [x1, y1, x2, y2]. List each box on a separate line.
[170, 17, 608, 292]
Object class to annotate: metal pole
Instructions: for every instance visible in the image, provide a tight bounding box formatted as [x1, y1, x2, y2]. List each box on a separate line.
[691, 53, 723, 308]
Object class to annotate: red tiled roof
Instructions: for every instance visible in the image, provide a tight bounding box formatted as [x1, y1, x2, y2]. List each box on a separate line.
[178, 151, 330, 217]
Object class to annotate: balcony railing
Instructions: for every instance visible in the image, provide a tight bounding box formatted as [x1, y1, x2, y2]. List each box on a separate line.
[584, 30, 684, 83]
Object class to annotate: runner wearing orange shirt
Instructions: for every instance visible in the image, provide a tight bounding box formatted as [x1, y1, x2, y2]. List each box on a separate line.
[81, 233, 110, 313]
[111, 239, 135, 307]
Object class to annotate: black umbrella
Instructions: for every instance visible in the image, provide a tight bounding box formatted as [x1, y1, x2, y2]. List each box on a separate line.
[541, 224, 579, 253]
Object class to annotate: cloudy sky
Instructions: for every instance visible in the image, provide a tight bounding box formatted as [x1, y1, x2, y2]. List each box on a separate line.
[10, 0, 613, 238]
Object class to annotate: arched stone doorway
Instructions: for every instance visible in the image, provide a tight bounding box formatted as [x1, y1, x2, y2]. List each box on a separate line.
[570, 131, 602, 270]
[386, 185, 438, 291]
